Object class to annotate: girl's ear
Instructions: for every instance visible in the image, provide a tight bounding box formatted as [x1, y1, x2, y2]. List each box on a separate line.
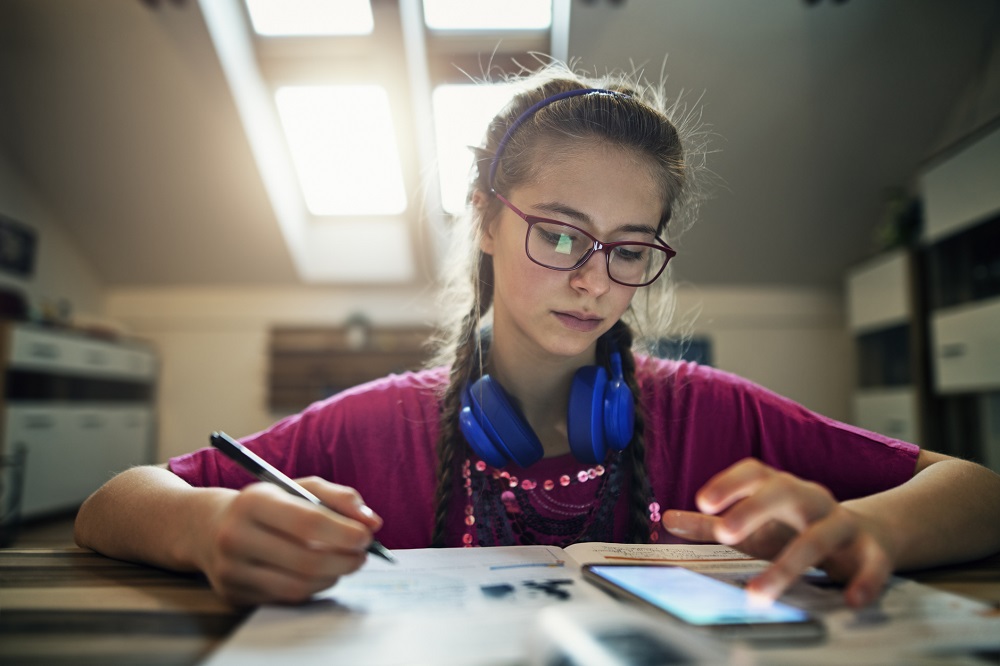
[473, 190, 497, 255]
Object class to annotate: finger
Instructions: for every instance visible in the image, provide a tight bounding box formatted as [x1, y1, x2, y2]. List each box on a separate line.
[745, 509, 857, 601]
[695, 458, 773, 515]
[241, 483, 373, 554]
[298, 478, 383, 530]
[713, 476, 835, 545]
[731, 519, 798, 562]
[843, 537, 892, 608]
[211, 555, 351, 605]
[661, 510, 721, 542]
[218, 510, 368, 580]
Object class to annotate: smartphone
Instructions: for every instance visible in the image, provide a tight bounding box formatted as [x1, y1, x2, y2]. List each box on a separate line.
[582, 564, 825, 643]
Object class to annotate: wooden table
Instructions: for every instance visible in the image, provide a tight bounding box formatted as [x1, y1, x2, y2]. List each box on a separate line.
[2, 547, 999, 666]
[0, 548, 249, 666]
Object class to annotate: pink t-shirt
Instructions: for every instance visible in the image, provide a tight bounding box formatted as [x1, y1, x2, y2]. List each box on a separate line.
[169, 356, 919, 548]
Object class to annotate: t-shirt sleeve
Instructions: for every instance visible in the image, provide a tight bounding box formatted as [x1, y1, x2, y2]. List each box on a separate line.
[167, 370, 445, 550]
[168, 402, 339, 490]
[744, 378, 920, 499]
[640, 358, 920, 504]
[167, 369, 444, 491]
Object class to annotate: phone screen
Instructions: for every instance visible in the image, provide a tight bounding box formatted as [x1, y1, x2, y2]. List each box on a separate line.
[583, 564, 823, 639]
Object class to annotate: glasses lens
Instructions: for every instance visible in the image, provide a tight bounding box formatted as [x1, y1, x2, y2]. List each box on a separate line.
[608, 244, 668, 286]
[527, 221, 591, 269]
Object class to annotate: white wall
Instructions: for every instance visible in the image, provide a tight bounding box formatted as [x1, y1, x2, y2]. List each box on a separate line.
[675, 286, 851, 424]
[106, 284, 850, 462]
[0, 152, 105, 322]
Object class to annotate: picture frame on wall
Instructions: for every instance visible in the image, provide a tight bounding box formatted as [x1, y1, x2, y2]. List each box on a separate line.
[0, 214, 37, 278]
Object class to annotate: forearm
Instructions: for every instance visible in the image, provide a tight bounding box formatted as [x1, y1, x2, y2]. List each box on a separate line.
[74, 465, 234, 573]
[844, 458, 1000, 571]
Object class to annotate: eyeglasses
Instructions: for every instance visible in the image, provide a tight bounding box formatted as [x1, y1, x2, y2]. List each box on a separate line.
[493, 192, 676, 288]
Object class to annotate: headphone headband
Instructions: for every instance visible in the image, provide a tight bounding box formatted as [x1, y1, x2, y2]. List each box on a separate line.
[487, 88, 631, 190]
[460, 338, 635, 467]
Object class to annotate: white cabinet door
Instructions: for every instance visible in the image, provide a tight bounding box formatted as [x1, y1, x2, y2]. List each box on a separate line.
[4, 407, 81, 517]
[853, 388, 919, 445]
[847, 250, 912, 333]
[931, 298, 1000, 393]
[3, 405, 155, 520]
[101, 407, 154, 477]
[73, 408, 117, 494]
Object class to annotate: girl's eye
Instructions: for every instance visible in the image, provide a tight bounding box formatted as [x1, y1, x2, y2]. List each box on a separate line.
[537, 226, 580, 252]
[538, 229, 564, 245]
[613, 245, 647, 262]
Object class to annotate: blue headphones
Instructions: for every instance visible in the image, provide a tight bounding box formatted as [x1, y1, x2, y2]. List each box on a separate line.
[459, 350, 635, 468]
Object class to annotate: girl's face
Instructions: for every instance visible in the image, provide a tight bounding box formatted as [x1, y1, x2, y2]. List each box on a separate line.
[481, 141, 665, 364]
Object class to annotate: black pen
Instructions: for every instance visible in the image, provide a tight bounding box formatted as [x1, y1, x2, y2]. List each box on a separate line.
[209, 431, 395, 564]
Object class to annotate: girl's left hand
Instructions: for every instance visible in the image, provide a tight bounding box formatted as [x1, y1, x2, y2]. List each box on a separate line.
[661, 458, 894, 607]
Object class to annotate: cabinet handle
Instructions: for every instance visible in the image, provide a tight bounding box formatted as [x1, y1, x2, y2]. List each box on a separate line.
[24, 415, 56, 429]
[939, 343, 967, 359]
[85, 350, 110, 366]
[80, 416, 106, 429]
[29, 342, 60, 360]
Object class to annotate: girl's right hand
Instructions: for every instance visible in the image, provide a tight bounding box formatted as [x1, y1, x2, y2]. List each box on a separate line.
[195, 478, 382, 606]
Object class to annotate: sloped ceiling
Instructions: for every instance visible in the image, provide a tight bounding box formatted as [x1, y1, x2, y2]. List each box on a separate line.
[0, 0, 997, 289]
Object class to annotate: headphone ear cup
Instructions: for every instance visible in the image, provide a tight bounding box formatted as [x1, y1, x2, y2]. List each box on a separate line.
[603, 376, 634, 450]
[567, 365, 608, 464]
[604, 351, 635, 450]
[460, 376, 544, 468]
[460, 384, 509, 468]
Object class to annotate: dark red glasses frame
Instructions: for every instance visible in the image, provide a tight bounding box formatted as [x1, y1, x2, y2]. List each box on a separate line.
[493, 192, 676, 287]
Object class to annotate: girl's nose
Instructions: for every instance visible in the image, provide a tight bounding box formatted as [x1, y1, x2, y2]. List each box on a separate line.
[569, 250, 611, 296]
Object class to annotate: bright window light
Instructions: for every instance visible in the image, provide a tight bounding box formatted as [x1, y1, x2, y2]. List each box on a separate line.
[423, 0, 552, 31]
[433, 83, 517, 214]
[245, 0, 374, 36]
[275, 86, 407, 216]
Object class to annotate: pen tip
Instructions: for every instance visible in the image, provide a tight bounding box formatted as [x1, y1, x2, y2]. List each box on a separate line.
[372, 542, 396, 563]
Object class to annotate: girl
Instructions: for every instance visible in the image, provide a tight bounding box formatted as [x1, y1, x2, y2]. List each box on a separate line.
[75, 64, 1000, 608]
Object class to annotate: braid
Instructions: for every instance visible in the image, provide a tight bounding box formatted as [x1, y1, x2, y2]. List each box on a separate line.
[603, 320, 653, 544]
[430, 312, 478, 547]
[430, 255, 495, 547]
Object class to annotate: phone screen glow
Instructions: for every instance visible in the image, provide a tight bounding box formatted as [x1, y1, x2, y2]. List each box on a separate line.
[589, 565, 811, 626]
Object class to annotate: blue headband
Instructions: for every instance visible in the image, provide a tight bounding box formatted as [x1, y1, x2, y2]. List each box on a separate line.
[487, 88, 630, 190]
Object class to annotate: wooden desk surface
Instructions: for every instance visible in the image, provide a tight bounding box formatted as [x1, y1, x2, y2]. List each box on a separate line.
[0, 548, 249, 666]
[2, 547, 999, 666]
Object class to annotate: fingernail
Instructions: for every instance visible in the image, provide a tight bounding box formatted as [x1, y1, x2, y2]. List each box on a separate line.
[664, 524, 691, 536]
[746, 580, 775, 603]
[358, 504, 376, 519]
[715, 526, 737, 544]
[849, 586, 870, 607]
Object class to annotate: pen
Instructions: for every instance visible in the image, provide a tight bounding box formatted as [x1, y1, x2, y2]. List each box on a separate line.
[209, 431, 395, 564]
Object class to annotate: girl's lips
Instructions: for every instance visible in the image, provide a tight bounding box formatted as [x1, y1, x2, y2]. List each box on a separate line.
[553, 311, 603, 332]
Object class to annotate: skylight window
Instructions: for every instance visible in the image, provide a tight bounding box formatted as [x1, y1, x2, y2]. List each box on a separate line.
[245, 0, 374, 36]
[275, 85, 407, 216]
[433, 83, 517, 214]
[423, 0, 552, 31]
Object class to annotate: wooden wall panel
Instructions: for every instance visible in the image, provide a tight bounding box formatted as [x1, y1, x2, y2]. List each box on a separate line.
[268, 326, 433, 412]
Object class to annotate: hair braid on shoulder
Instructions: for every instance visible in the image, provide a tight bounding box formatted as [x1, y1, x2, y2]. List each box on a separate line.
[430, 310, 482, 547]
[605, 320, 652, 543]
